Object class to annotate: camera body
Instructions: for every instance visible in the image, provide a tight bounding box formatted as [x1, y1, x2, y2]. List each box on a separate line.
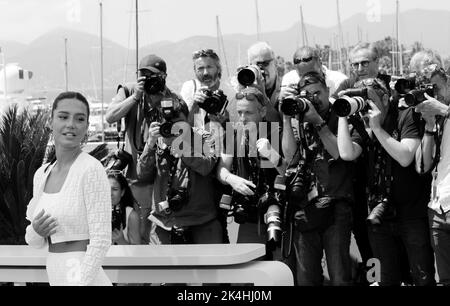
[199, 88, 228, 115]
[394, 77, 437, 106]
[159, 98, 180, 138]
[144, 74, 166, 95]
[104, 148, 133, 172]
[333, 87, 369, 117]
[111, 206, 122, 231]
[158, 187, 189, 215]
[366, 197, 396, 225]
[280, 90, 311, 116]
[237, 65, 266, 87]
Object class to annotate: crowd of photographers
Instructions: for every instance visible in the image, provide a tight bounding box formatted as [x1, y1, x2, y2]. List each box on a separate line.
[102, 41, 450, 286]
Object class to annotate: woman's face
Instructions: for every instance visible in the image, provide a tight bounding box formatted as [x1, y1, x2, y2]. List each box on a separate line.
[109, 178, 124, 207]
[51, 98, 89, 149]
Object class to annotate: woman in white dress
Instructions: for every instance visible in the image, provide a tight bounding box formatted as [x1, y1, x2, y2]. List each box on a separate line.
[25, 91, 112, 286]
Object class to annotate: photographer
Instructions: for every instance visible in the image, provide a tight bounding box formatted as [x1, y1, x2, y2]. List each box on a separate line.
[216, 87, 285, 255]
[413, 50, 450, 286]
[336, 74, 436, 286]
[180, 48, 230, 243]
[180, 48, 229, 129]
[229, 42, 282, 124]
[280, 46, 347, 102]
[106, 54, 178, 244]
[281, 72, 361, 286]
[136, 98, 223, 244]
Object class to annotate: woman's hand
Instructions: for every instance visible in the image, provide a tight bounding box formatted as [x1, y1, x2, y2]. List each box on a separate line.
[32, 209, 58, 238]
[227, 175, 256, 196]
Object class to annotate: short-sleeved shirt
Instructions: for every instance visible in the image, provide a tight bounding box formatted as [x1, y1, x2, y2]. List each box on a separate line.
[361, 106, 431, 220]
[292, 109, 362, 202]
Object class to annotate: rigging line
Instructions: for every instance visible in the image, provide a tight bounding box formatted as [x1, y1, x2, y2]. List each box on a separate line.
[124, 0, 134, 83]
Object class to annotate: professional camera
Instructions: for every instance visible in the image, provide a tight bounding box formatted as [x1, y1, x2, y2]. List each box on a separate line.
[199, 88, 228, 115]
[159, 98, 180, 138]
[366, 197, 396, 225]
[259, 191, 283, 246]
[144, 74, 166, 94]
[280, 91, 311, 116]
[286, 162, 312, 206]
[158, 187, 189, 215]
[231, 192, 259, 224]
[237, 65, 266, 87]
[333, 88, 369, 117]
[111, 205, 122, 231]
[104, 148, 133, 172]
[394, 77, 437, 106]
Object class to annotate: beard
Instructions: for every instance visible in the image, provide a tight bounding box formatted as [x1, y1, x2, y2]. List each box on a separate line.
[197, 72, 220, 87]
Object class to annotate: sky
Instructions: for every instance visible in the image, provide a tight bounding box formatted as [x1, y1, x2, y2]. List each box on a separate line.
[0, 0, 450, 48]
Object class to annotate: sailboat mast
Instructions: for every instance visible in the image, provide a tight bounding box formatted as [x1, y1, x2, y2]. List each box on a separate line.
[64, 38, 69, 91]
[216, 15, 230, 79]
[135, 0, 139, 72]
[1, 48, 6, 99]
[396, 0, 403, 75]
[100, 1, 105, 142]
[336, 0, 344, 72]
[300, 5, 308, 46]
[255, 0, 261, 41]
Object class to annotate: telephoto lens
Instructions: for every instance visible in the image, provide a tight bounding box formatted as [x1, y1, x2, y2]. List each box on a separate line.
[280, 96, 310, 116]
[237, 65, 264, 86]
[264, 204, 282, 248]
[333, 96, 367, 117]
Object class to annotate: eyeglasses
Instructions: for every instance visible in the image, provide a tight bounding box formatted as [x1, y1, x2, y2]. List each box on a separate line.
[351, 60, 371, 69]
[107, 169, 125, 176]
[255, 59, 274, 68]
[192, 49, 219, 60]
[293, 57, 315, 65]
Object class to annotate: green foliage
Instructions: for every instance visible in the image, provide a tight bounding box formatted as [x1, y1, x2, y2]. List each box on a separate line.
[0, 105, 51, 245]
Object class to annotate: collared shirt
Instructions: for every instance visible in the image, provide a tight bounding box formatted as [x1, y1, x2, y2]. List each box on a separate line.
[429, 119, 450, 214]
[281, 65, 348, 97]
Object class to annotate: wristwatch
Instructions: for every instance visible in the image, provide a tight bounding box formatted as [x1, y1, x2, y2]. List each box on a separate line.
[424, 129, 437, 136]
[314, 121, 328, 132]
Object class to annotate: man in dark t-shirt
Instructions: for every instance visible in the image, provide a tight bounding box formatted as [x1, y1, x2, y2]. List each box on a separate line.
[281, 72, 363, 286]
[336, 78, 435, 286]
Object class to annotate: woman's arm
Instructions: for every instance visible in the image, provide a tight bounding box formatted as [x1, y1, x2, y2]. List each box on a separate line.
[126, 210, 142, 245]
[79, 164, 111, 286]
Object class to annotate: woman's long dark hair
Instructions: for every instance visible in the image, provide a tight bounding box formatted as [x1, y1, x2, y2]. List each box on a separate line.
[108, 171, 137, 228]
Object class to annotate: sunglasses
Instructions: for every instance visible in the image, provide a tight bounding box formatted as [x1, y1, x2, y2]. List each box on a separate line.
[255, 59, 274, 67]
[193, 49, 219, 60]
[351, 60, 371, 69]
[293, 57, 315, 65]
[235, 92, 264, 104]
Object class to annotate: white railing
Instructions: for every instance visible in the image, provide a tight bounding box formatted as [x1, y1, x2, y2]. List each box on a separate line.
[0, 244, 294, 286]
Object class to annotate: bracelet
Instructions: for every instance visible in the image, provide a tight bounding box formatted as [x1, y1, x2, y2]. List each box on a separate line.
[424, 130, 437, 136]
